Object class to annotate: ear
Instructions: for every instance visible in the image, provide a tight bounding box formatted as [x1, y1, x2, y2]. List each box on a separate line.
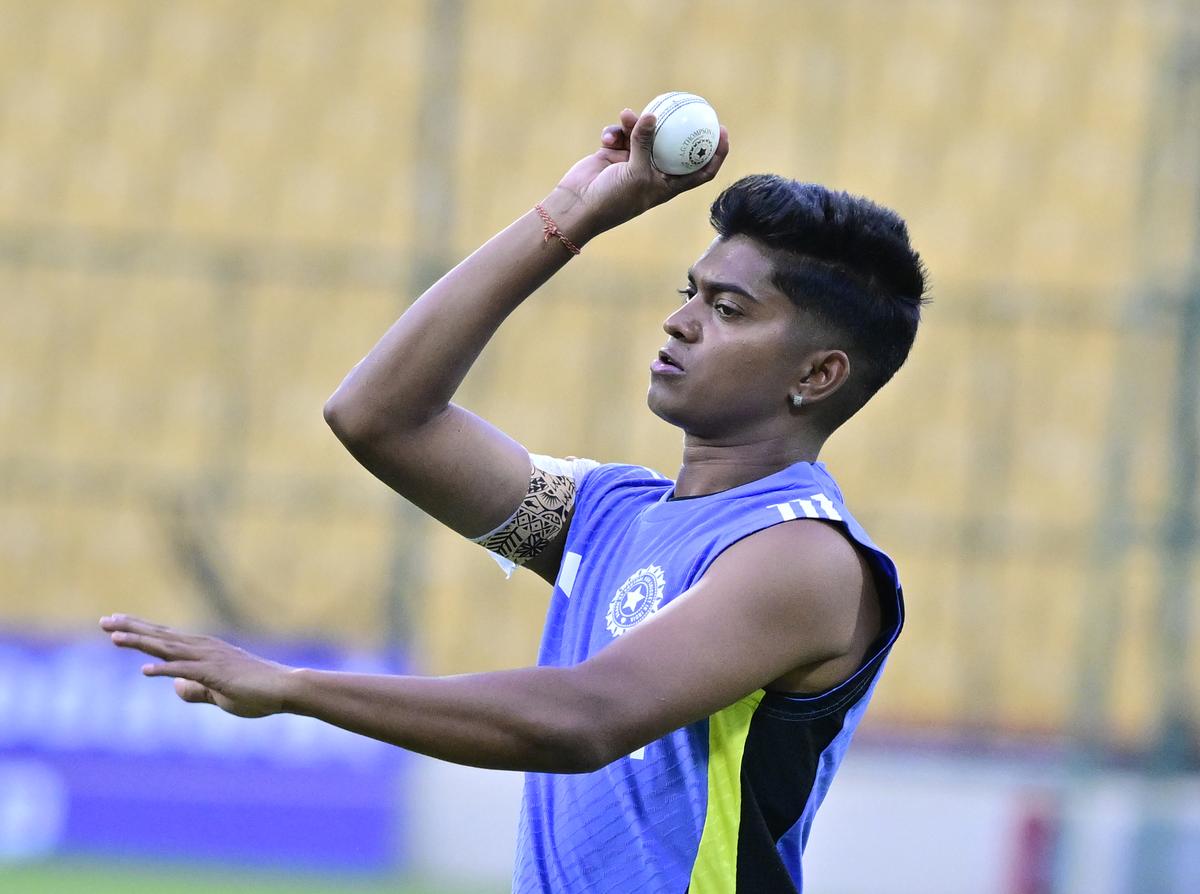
[790, 350, 850, 407]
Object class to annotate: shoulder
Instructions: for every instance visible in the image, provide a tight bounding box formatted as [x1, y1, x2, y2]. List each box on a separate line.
[701, 519, 875, 659]
[709, 519, 865, 590]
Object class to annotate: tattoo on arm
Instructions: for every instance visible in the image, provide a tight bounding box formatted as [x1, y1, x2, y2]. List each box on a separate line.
[470, 458, 589, 565]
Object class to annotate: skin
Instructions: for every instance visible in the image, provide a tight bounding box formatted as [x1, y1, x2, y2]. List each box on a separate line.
[652, 234, 851, 494]
[101, 107, 882, 774]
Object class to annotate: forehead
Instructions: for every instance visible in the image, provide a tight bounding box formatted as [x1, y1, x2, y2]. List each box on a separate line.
[691, 235, 785, 299]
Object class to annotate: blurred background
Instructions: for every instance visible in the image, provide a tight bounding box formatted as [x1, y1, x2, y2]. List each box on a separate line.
[1, 0, 1198, 892]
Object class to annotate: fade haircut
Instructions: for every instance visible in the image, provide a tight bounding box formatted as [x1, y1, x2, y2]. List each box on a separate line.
[709, 175, 929, 416]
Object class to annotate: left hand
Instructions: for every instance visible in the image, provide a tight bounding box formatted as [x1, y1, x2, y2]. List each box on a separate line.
[100, 614, 293, 718]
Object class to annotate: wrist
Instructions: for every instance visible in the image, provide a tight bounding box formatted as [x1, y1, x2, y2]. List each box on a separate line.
[538, 187, 605, 247]
[280, 666, 315, 716]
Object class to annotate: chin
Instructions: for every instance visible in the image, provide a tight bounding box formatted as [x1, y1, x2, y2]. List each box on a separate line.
[646, 387, 704, 434]
[646, 388, 683, 428]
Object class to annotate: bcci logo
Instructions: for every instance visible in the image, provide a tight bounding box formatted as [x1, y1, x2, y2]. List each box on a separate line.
[605, 564, 666, 637]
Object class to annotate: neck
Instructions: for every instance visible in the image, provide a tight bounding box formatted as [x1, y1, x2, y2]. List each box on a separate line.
[672, 427, 827, 498]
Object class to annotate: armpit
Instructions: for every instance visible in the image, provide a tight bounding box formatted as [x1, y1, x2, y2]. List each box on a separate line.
[469, 454, 598, 572]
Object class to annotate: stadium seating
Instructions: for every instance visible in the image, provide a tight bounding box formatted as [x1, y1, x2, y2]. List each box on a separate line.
[2, 0, 1194, 747]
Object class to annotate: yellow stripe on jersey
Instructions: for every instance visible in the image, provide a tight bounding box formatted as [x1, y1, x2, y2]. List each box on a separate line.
[688, 689, 766, 893]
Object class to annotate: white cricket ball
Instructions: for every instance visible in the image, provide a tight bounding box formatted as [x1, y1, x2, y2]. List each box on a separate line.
[641, 92, 720, 175]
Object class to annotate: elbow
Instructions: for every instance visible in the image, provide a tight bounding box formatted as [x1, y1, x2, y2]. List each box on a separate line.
[322, 393, 355, 440]
[564, 724, 619, 774]
[537, 688, 631, 773]
[537, 722, 614, 774]
[323, 387, 440, 446]
[533, 667, 662, 773]
[323, 390, 382, 446]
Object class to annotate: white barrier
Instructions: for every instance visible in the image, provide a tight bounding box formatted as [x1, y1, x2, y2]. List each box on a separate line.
[408, 742, 1200, 894]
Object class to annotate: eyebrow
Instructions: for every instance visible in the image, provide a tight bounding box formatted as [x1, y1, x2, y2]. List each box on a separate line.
[687, 269, 763, 304]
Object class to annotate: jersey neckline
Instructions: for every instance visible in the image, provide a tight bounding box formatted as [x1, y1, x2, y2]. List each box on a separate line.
[646, 460, 833, 519]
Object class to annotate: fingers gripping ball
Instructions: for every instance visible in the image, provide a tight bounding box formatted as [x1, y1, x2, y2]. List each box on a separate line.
[641, 92, 720, 175]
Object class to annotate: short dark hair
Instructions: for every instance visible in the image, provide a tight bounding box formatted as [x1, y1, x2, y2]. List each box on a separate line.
[709, 174, 928, 416]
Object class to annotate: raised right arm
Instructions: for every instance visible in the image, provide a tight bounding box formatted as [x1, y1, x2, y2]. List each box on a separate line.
[322, 194, 589, 554]
[323, 109, 728, 582]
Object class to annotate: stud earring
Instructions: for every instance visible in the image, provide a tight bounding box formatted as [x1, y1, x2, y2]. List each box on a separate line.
[790, 393, 804, 408]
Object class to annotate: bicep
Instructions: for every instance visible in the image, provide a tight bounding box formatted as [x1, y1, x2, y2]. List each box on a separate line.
[571, 521, 865, 756]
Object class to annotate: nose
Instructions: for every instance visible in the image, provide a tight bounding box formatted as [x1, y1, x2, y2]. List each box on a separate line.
[662, 300, 700, 343]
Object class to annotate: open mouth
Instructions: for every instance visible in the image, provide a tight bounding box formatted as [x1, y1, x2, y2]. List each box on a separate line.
[657, 350, 683, 371]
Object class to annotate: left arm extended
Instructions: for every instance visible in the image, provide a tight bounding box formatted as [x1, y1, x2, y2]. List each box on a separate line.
[100, 520, 876, 774]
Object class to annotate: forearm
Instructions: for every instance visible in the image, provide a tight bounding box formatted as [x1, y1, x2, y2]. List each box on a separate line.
[284, 663, 611, 773]
[324, 188, 596, 434]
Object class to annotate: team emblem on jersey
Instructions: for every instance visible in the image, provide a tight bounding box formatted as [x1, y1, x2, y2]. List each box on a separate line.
[606, 564, 666, 637]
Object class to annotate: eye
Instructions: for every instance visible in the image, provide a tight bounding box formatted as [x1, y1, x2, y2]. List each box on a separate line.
[677, 287, 695, 304]
[714, 302, 742, 318]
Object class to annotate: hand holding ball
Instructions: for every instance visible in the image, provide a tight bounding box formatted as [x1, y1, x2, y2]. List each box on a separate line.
[552, 95, 725, 238]
[641, 93, 721, 175]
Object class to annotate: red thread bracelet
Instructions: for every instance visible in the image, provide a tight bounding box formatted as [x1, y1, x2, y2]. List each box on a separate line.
[534, 203, 582, 256]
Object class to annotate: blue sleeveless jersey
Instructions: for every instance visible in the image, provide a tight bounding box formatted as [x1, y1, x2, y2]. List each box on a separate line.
[512, 460, 904, 893]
